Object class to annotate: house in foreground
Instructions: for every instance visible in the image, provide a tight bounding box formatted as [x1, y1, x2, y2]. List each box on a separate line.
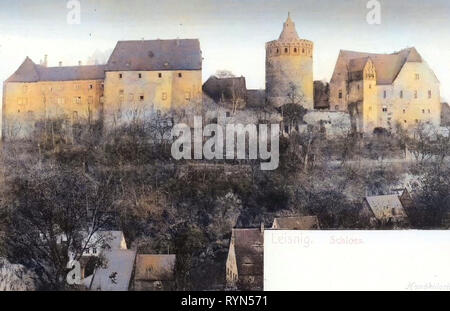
[132, 254, 176, 291]
[360, 194, 409, 227]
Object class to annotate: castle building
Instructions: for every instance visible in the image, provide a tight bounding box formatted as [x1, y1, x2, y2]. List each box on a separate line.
[2, 57, 104, 139]
[2, 39, 203, 139]
[103, 39, 203, 128]
[330, 47, 441, 134]
[265, 13, 314, 109]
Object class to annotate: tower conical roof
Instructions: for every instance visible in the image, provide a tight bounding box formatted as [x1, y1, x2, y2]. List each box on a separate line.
[278, 12, 300, 41]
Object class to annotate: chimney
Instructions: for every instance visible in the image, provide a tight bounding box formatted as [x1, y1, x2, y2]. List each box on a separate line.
[260, 222, 265, 233]
[59, 61, 63, 67]
[78, 61, 82, 66]
[43, 54, 48, 67]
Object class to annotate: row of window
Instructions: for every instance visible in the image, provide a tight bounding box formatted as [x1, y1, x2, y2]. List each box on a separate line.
[118, 91, 191, 102]
[271, 46, 312, 56]
[22, 84, 97, 93]
[378, 107, 432, 114]
[118, 72, 184, 79]
[384, 90, 432, 99]
[338, 89, 434, 99]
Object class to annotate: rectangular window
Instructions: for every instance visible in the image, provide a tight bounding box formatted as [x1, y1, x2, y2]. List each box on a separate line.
[382, 107, 388, 112]
[335, 105, 339, 111]
[88, 96, 93, 105]
[178, 73, 182, 78]
[422, 109, 425, 114]
[338, 90, 342, 99]
[383, 90, 387, 99]
[414, 91, 418, 99]
[74, 84, 80, 90]
[158, 73, 162, 78]
[400, 90, 403, 99]
[428, 90, 432, 99]
[23, 85, 28, 93]
[73, 111, 78, 121]
[119, 73, 123, 79]
[140, 95, 144, 101]
[415, 74, 420, 80]
[89, 84, 93, 90]
[138, 73, 142, 79]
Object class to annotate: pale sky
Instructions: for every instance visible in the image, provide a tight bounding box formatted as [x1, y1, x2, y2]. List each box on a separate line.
[0, 0, 449, 101]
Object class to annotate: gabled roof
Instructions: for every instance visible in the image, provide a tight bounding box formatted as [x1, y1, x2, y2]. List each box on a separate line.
[106, 39, 202, 72]
[335, 47, 423, 85]
[232, 228, 263, 277]
[89, 249, 136, 291]
[365, 194, 408, 220]
[272, 216, 320, 230]
[6, 57, 40, 82]
[6, 57, 105, 83]
[134, 254, 176, 282]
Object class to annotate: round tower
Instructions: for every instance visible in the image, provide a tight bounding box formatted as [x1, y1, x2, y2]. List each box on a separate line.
[265, 13, 314, 109]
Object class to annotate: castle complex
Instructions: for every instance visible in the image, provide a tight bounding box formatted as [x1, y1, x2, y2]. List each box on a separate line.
[265, 13, 314, 109]
[2, 14, 442, 139]
[330, 48, 441, 133]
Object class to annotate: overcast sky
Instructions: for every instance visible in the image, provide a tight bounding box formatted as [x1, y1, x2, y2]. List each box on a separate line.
[0, 0, 449, 101]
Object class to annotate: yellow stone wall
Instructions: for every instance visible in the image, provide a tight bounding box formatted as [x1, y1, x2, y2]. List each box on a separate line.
[3, 80, 103, 138]
[103, 70, 202, 127]
[265, 40, 314, 109]
[360, 61, 440, 133]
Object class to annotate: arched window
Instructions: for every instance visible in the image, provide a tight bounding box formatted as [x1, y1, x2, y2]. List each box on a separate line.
[284, 47, 288, 53]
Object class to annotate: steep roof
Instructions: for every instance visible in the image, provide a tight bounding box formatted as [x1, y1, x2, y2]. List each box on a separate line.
[232, 228, 263, 277]
[134, 254, 176, 282]
[6, 57, 105, 83]
[272, 216, 320, 230]
[335, 47, 422, 85]
[89, 249, 136, 291]
[106, 39, 202, 71]
[6, 57, 40, 82]
[365, 194, 408, 220]
[278, 13, 300, 41]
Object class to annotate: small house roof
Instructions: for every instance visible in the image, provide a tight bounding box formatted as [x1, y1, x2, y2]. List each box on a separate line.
[134, 254, 176, 282]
